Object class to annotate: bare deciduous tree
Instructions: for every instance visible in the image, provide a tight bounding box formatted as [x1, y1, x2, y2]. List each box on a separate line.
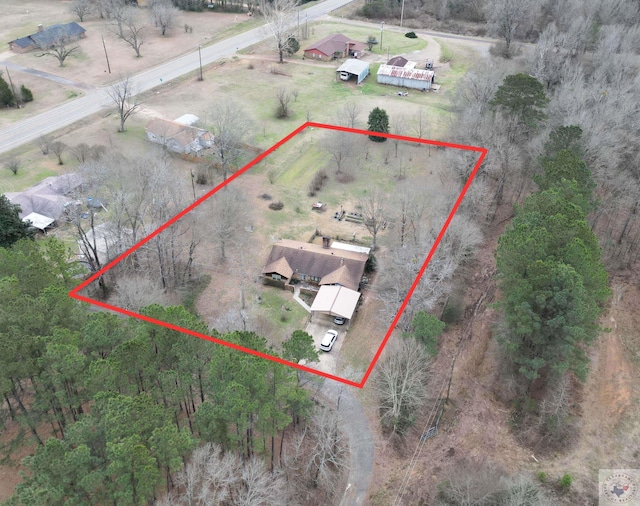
[358, 189, 386, 250]
[3, 156, 20, 175]
[342, 101, 361, 128]
[263, 0, 298, 63]
[70, 0, 93, 22]
[50, 141, 67, 165]
[306, 406, 349, 490]
[113, 275, 168, 311]
[107, 75, 140, 132]
[275, 87, 292, 118]
[173, 443, 289, 506]
[205, 101, 252, 180]
[36, 33, 80, 67]
[150, 0, 179, 36]
[116, 6, 146, 57]
[71, 143, 93, 163]
[485, 0, 530, 55]
[323, 130, 354, 174]
[373, 339, 432, 434]
[205, 186, 251, 263]
[36, 135, 52, 155]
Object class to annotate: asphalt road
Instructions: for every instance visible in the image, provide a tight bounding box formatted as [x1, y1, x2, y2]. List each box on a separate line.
[0, 0, 355, 155]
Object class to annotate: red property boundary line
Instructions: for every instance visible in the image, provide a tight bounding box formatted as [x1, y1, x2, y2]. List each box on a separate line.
[69, 122, 487, 388]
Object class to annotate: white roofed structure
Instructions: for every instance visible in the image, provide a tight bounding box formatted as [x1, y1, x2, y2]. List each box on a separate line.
[23, 212, 56, 232]
[311, 285, 361, 320]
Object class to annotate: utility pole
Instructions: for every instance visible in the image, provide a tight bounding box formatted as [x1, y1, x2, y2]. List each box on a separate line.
[400, 0, 406, 27]
[380, 21, 384, 53]
[102, 35, 111, 74]
[198, 45, 203, 81]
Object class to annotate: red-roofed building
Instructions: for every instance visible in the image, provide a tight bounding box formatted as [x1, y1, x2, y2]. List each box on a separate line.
[303, 33, 367, 61]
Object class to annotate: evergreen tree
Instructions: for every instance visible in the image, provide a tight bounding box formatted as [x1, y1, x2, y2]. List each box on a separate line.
[0, 195, 35, 248]
[490, 73, 548, 128]
[367, 107, 389, 142]
[21, 84, 34, 103]
[0, 72, 15, 106]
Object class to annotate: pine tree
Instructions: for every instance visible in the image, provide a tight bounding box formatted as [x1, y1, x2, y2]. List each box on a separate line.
[0, 72, 15, 107]
[21, 84, 34, 103]
[367, 107, 389, 142]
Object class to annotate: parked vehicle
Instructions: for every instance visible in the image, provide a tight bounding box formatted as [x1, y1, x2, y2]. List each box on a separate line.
[339, 71, 351, 81]
[320, 330, 338, 351]
[334, 316, 346, 325]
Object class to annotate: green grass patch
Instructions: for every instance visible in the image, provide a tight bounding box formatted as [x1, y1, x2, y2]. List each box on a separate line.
[438, 39, 454, 63]
[181, 274, 212, 314]
[258, 288, 308, 328]
[0, 164, 58, 193]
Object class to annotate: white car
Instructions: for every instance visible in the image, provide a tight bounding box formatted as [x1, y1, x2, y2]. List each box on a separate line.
[334, 316, 346, 325]
[320, 330, 338, 352]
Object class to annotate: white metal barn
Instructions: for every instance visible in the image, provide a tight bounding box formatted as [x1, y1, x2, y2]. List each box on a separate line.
[377, 64, 435, 91]
[336, 59, 370, 84]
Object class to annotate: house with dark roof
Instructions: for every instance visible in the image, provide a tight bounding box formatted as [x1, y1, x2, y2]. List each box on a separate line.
[9, 23, 86, 53]
[262, 239, 369, 292]
[303, 34, 367, 61]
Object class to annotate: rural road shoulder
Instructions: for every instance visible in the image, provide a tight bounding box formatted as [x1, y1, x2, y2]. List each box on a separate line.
[320, 379, 375, 506]
[0, 0, 357, 155]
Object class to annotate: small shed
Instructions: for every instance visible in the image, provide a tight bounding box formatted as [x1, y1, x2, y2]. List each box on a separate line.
[336, 59, 370, 84]
[377, 64, 435, 91]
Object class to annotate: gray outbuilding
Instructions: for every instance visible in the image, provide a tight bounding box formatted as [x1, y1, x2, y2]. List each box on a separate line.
[377, 64, 435, 91]
[336, 59, 370, 84]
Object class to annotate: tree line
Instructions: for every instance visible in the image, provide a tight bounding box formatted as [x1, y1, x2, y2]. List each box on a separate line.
[0, 238, 344, 505]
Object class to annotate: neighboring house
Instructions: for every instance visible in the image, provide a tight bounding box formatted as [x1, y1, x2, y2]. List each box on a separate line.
[336, 59, 370, 84]
[4, 173, 83, 222]
[145, 118, 214, 156]
[303, 33, 367, 61]
[262, 238, 369, 292]
[9, 22, 86, 53]
[377, 64, 436, 91]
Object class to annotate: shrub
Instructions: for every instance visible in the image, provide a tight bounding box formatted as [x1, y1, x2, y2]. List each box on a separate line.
[259, 193, 273, 200]
[537, 471, 547, 483]
[405, 31, 417, 38]
[558, 473, 572, 491]
[20, 85, 33, 103]
[269, 201, 284, 211]
[308, 169, 328, 196]
[336, 172, 354, 184]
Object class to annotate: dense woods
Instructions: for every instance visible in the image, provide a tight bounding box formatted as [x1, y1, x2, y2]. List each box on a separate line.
[0, 239, 344, 505]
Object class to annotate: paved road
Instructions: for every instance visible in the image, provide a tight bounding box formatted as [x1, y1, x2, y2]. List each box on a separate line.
[0, 0, 354, 155]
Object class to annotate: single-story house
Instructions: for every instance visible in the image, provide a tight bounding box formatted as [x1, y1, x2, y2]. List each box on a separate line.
[262, 238, 369, 292]
[4, 173, 83, 222]
[9, 22, 86, 53]
[377, 64, 435, 91]
[145, 118, 214, 156]
[336, 59, 370, 85]
[304, 33, 367, 61]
